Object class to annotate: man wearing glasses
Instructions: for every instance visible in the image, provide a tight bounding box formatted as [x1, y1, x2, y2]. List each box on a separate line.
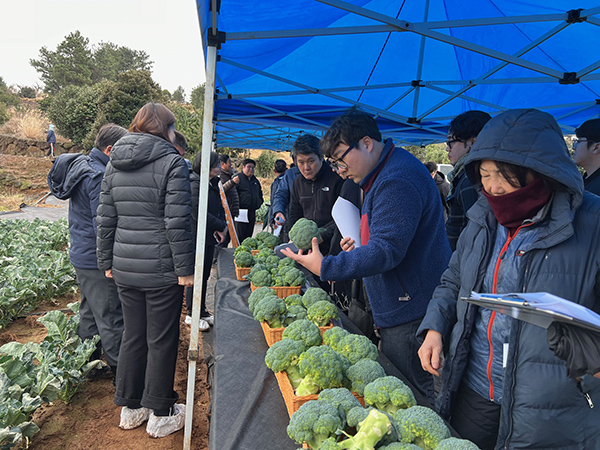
[573, 118, 600, 196]
[283, 109, 451, 405]
[445, 110, 491, 251]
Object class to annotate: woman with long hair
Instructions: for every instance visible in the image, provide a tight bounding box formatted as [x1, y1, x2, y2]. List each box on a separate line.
[97, 102, 194, 438]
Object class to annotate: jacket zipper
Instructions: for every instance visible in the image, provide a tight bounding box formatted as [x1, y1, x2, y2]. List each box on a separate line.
[577, 381, 595, 408]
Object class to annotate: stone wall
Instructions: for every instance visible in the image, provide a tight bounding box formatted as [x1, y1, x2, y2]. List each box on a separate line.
[0, 134, 83, 157]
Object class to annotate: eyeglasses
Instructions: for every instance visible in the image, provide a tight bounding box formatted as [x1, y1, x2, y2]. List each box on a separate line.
[328, 140, 359, 171]
[446, 138, 463, 149]
[572, 138, 591, 147]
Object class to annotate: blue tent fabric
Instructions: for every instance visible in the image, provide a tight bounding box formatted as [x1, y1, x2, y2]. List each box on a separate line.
[197, 0, 600, 150]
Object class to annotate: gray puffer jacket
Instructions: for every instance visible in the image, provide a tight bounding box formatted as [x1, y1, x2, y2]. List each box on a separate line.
[97, 133, 194, 288]
[418, 109, 600, 449]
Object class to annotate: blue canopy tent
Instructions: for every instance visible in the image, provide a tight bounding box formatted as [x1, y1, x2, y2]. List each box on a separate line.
[184, 2, 600, 448]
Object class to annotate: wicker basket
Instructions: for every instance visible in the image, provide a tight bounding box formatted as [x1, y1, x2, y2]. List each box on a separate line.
[260, 321, 334, 347]
[274, 370, 364, 418]
[234, 262, 251, 281]
[250, 282, 302, 298]
[251, 249, 260, 255]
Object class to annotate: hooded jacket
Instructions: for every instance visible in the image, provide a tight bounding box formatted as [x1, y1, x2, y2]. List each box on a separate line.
[418, 109, 600, 449]
[96, 133, 194, 288]
[47, 149, 108, 269]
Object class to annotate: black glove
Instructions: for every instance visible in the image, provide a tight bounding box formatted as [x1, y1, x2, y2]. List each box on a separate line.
[547, 322, 600, 378]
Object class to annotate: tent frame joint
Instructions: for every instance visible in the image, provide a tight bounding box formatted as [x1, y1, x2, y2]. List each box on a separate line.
[411, 79, 424, 87]
[559, 72, 580, 85]
[566, 9, 586, 23]
[208, 28, 226, 48]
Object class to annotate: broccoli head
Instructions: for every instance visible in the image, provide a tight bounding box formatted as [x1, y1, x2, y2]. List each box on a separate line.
[251, 269, 273, 287]
[283, 267, 306, 287]
[279, 257, 296, 269]
[257, 247, 275, 259]
[234, 245, 252, 255]
[289, 218, 320, 250]
[234, 250, 254, 268]
[307, 300, 339, 327]
[266, 255, 280, 266]
[284, 304, 308, 326]
[302, 287, 331, 308]
[287, 399, 344, 450]
[253, 295, 286, 328]
[434, 437, 481, 450]
[255, 231, 271, 243]
[248, 286, 277, 313]
[246, 263, 266, 281]
[345, 405, 374, 428]
[265, 338, 306, 388]
[282, 319, 323, 348]
[284, 294, 304, 307]
[379, 443, 424, 450]
[323, 327, 350, 351]
[241, 237, 259, 249]
[394, 406, 451, 450]
[296, 345, 347, 395]
[363, 376, 416, 414]
[337, 334, 378, 364]
[318, 388, 362, 419]
[346, 359, 386, 396]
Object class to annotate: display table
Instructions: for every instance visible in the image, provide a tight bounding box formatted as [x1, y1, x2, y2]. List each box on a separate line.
[208, 249, 441, 450]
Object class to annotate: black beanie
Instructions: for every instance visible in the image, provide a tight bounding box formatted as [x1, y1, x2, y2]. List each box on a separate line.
[575, 118, 600, 142]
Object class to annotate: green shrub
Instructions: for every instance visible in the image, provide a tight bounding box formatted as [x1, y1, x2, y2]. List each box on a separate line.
[255, 151, 278, 177]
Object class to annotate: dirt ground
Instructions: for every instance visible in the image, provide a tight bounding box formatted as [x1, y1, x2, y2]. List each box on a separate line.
[0, 288, 212, 450]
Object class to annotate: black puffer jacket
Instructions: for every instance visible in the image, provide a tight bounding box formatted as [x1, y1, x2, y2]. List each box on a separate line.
[97, 133, 194, 288]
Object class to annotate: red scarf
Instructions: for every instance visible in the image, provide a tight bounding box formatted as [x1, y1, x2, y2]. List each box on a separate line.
[482, 178, 551, 231]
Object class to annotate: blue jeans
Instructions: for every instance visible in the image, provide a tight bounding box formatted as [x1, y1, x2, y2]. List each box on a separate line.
[379, 318, 435, 406]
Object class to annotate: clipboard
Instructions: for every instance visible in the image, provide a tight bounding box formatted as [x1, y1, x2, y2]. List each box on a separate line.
[462, 292, 600, 333]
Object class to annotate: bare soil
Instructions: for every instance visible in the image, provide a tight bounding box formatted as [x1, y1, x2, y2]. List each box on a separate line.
[0, 292, 211, 450]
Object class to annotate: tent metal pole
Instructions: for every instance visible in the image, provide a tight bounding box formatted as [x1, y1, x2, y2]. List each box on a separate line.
[411, 0, 430, 118]
[183, 43, 218, 450]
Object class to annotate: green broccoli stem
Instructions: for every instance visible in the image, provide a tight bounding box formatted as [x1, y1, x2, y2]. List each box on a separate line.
[377, 403, 400, 415]
[268, 317, 284, 328]
[338, 409, 391, 450]
[295, 376, 320, 396]
[286, 366, 303, 390]
[308, 433, 332, 450]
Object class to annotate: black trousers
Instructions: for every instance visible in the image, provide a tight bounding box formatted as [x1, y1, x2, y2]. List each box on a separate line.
[114, 284, 183, 411]
[185, 246, 214, 316]
[450, 382, 501, 450]
[235, 209, 256, 243]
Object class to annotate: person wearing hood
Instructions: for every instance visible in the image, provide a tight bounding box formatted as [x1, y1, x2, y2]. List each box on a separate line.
[445, 110, 491, 251]
[97, 103, 194, 438]
[417, 109, 600, 449]
[47, 123, 127, 383]
[46, 123, 56, 157]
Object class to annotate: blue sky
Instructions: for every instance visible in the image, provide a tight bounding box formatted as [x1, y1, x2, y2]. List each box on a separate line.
[1, 0, 206, 99]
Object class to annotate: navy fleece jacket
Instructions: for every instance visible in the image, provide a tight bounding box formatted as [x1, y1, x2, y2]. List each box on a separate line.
[320, 139, 451, 328]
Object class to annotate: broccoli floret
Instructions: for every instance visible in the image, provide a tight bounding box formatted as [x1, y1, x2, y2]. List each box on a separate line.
[346, 406, 374, 428]
[283, 267, 305, 287]
[323, 327, 350, 351]
[257, 247, 275, 259]
[337, 334, 378, 364]
[302, 287, 330, 308]
[379, 443, 423, 450]
[279, 257, 296, 269]
[363, 376, 416, 414]
[394, 406, 451, 450]
[296, 345, 347, 395]
[284, 294, 304, 307]
[282, 319, 323, 348]
[263, 234, 279, 249]
[289, 217, 320, 250]
[284, 304, 308, 326]
[307, 300, 339, 327]
[265, 338, 306, 389]
[248, 286, 277, 313]
[266, 255, 280, 266]
[287, 400, 344, 450]
[234, 245, 252, 255]
[346, 359, 386, 396]
[338, 409, 394, 449]
[321, 437, 344, 450]
[241, 237, 259, 249]
[251, 269, 273, 287]
[234, 250, 254, 268]
[253, 295, 286, 328]
[255, 231, 271, 243]
[318, 388, 362, 419]
[246, 263, 266, 281]
[434, 437, 481, 450]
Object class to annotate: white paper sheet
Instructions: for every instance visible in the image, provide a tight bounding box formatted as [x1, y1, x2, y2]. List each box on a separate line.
[332, 197, 361, 247]
[235, 209, 249, 223]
